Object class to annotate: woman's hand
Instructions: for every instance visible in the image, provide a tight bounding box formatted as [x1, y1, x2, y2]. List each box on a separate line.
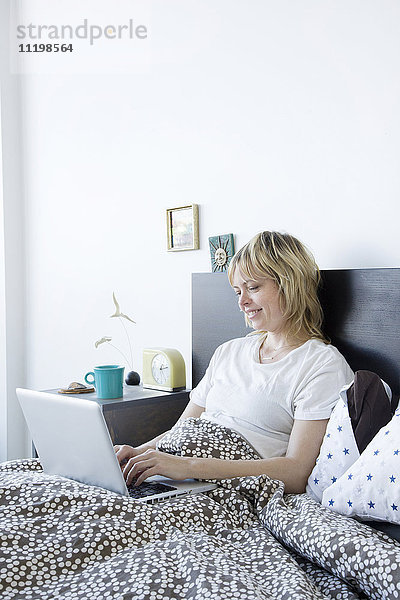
[114, 444, 144, 468]
[117, 447, 194, 486]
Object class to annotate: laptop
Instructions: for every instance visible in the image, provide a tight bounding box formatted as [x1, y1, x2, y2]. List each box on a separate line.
[16, 388, 217, 503]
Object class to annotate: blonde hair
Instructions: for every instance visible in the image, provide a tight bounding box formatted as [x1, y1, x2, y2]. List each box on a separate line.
[227, 231, 328, 343]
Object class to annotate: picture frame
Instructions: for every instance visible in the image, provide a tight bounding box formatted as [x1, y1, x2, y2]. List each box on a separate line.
[209, 233, 235, 272]
[166, 204, 199, 251]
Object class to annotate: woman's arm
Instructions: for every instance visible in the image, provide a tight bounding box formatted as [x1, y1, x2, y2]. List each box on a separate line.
[178, 400, 205, 421]
[122, 418, 329, 493]
[114, 400, 204, 463]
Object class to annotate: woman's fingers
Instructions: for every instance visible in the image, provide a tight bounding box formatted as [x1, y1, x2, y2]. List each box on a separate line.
[124, 453, 155, 486]
[133, 467, 158, 486]
[114, 444, 136, 465]
[120, 449, 191, 486]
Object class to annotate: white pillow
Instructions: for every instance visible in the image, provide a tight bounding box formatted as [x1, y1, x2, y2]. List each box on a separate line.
[306, 383, 359, 502]
[321, 406, 400, 524]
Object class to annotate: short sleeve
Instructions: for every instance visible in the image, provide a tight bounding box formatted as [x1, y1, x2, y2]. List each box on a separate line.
[293, 352, 354, 420]
[189, 347, 220, 408]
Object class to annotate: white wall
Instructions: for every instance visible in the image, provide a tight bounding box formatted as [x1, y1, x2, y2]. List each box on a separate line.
[1, 0, 27, 460]
[2, 0, 400, 459]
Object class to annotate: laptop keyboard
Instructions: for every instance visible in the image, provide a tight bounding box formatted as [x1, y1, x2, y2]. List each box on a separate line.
[127, 481, 177, 499]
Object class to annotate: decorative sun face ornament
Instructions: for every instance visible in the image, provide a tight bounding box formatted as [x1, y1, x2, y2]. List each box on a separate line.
[209, 234, 235, 272]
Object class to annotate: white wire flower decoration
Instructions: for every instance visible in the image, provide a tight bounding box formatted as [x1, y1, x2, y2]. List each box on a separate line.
[110, 292, 136, 323]
[95, 293, 136, 370]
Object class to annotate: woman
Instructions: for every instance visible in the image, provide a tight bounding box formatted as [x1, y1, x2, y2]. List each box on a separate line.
[115, 231, 353, 493]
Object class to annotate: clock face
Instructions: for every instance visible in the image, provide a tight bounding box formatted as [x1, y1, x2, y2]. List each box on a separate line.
[151, 353, 170, 385]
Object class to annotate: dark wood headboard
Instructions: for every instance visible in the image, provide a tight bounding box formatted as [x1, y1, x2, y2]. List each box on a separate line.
[192, 269, 400, 400]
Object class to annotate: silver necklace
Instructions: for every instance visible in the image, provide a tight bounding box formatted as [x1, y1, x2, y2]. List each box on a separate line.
[259, 343, 298, 362]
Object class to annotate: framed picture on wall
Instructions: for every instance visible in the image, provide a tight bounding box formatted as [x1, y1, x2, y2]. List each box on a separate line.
[166, 204, 199, 251]
[209, 233, 235, 272]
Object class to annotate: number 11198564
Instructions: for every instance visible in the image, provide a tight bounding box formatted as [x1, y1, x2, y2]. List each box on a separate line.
[19, 43, 73, 53]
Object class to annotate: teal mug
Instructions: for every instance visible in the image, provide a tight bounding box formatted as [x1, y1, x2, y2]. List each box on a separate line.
[85, 365, 125, 399]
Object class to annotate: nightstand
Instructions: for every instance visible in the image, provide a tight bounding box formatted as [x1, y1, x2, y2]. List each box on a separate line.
[44, 385, 190, 447]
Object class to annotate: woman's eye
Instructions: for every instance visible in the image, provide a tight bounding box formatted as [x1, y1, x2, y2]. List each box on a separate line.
[248, 286, 259, 292]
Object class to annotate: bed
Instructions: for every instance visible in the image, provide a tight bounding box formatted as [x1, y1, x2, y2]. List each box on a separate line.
[1, 268, 400, 600]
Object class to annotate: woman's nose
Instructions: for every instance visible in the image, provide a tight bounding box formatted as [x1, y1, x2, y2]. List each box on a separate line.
[238, 291, 249, 309]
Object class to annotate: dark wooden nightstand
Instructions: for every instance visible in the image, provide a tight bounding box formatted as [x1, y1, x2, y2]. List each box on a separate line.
[44, 385, 190, 447]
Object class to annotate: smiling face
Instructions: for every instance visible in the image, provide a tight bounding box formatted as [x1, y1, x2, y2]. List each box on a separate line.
[231, 269, 288, 334]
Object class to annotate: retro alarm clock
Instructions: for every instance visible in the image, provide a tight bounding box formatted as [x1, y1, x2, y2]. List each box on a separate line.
[142, 348, 186, 392]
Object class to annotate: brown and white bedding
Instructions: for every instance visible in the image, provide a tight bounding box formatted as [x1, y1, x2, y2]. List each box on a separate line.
[1, 418, 399, 600]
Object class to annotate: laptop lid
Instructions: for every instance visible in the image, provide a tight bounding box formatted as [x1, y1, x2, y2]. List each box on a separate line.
[16, 388, 216, 501]
[17, 388, 130, 495]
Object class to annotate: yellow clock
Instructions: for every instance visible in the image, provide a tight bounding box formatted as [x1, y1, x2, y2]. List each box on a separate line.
[142, 348, 186, 392]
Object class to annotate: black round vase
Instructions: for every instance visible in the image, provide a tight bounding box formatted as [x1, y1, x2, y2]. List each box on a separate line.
[125, 371, 141, 386]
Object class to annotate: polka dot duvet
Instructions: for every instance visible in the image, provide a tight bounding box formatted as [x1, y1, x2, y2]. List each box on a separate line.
[1, 418, 399, 600]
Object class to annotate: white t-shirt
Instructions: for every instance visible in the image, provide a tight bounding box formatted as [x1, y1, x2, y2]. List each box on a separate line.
[190, 336, 354, 459]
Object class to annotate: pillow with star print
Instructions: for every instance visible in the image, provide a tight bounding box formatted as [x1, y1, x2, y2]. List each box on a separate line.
[321, 406, 400, 524]
[306, 383, 360, 503]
